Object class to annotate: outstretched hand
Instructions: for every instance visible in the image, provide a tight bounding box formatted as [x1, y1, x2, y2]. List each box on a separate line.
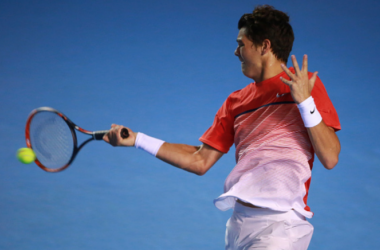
[103, 124, 137, 147]
[280, 55, 318, 104]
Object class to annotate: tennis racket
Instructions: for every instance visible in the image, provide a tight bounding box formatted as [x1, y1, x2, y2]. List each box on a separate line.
[25, 107, 129, 173]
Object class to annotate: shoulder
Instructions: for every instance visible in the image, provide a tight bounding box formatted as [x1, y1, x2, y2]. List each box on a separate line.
[216, 84, 253, 116]
[227, 83, 254, 104]
[310, 74, 329, 97]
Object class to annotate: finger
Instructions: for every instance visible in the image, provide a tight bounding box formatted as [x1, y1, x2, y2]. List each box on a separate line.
[291, 55, 301, 76]
[126, 127, 133, 134]
[280, 76, 292, 86]
[111, 124, 118, 128]
[103, 134, 110, 143]
[302, 54, 308, 73]
[115, 126, 125, 140]
[281, 64, 295, 80]
[309, 71, 318, 89]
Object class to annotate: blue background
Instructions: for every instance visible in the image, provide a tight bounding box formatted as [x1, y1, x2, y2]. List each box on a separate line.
[1, 0, 379, 249]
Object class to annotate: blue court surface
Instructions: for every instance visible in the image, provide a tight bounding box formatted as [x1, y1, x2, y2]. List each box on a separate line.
[1, 0, 380, 249]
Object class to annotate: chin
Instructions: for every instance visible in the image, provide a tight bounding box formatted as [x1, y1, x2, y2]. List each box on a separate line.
[241, 69, 254, 80]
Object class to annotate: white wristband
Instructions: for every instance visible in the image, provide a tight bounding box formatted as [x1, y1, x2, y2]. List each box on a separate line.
[297, 96, 322, 128]
[134, 133, 165, 157]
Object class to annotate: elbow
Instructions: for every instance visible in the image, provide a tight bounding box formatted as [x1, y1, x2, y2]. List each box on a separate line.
[195, 166, 208, 176]
[320, 145, 341, 170]
[322, 155, 339, 170]
[194, 162, 211, 176]
[195, 170, 206, 176]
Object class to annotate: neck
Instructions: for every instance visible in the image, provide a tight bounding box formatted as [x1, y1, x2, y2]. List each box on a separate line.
[254, 58, 286, 83]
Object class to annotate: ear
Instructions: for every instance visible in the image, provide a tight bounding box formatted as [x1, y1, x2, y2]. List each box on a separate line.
[261, 39, 271, 56]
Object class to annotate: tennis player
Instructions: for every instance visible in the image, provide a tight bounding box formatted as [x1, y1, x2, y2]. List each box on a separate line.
[104, 5, 341, 250]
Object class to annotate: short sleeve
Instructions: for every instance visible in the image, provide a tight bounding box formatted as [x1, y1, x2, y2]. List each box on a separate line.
[311, 75, 341, 131]
[199, 96, 235, 153]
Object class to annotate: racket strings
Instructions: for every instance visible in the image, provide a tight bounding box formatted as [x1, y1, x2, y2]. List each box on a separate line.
[29, 112, 74, 169]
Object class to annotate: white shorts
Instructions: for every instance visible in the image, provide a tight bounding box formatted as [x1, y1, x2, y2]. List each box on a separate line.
[225, 202, 314, 250]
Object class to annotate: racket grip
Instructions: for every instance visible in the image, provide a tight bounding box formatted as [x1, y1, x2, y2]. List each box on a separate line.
[93, 130, 109, 140]
[120, 128, 129, 139]
[93, 128, 129, 140]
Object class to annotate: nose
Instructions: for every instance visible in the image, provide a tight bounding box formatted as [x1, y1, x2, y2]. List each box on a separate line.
[234, 47, 239, 57]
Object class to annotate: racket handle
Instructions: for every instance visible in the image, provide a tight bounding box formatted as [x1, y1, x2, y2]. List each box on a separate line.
[120, 128, 129, 139]
[93, 128, 129, 140]
[93, 130, 109, 140]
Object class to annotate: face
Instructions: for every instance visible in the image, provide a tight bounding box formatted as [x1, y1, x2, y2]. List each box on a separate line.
[234, 27, 263, 80]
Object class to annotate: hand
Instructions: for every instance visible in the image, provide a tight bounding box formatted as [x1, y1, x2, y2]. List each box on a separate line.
[280, 55, 318, 104]
[103, 124, 137, 147]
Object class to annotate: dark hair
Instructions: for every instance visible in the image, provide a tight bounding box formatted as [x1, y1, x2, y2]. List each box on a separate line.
[238, 5, 294, 63]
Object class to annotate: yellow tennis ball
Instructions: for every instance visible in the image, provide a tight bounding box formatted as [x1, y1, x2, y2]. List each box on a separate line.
[17, 148, 36, 164]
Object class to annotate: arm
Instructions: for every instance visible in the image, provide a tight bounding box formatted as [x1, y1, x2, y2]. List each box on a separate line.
[306, 121, 341, 169]
[156, 143, 224, 175]
[103, 124, 224, 175]
[281, 55, 341, 170]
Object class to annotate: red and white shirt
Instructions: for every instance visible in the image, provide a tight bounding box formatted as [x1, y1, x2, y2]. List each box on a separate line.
[199, 68, 340, 218]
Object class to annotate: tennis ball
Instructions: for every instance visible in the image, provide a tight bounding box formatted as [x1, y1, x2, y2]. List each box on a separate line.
[17, 148, 36, 164]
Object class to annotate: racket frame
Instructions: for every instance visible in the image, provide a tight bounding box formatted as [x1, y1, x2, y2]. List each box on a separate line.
[25, 107, 109, 173]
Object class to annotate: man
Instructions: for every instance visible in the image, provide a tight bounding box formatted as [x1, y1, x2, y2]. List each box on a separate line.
[104, 5, 341, 250]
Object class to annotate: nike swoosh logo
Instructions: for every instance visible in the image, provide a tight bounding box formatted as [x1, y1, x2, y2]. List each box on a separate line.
[310, 108, 315, 114]
[276, 93, 288, 98]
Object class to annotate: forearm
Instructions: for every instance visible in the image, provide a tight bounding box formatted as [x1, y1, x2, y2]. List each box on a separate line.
[297, 98, 341, 169]
[103, 125, 223, 175]
[156, 143, 222, 176]
[156, 143, 202, 175]
[307, 121, 341, 169]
